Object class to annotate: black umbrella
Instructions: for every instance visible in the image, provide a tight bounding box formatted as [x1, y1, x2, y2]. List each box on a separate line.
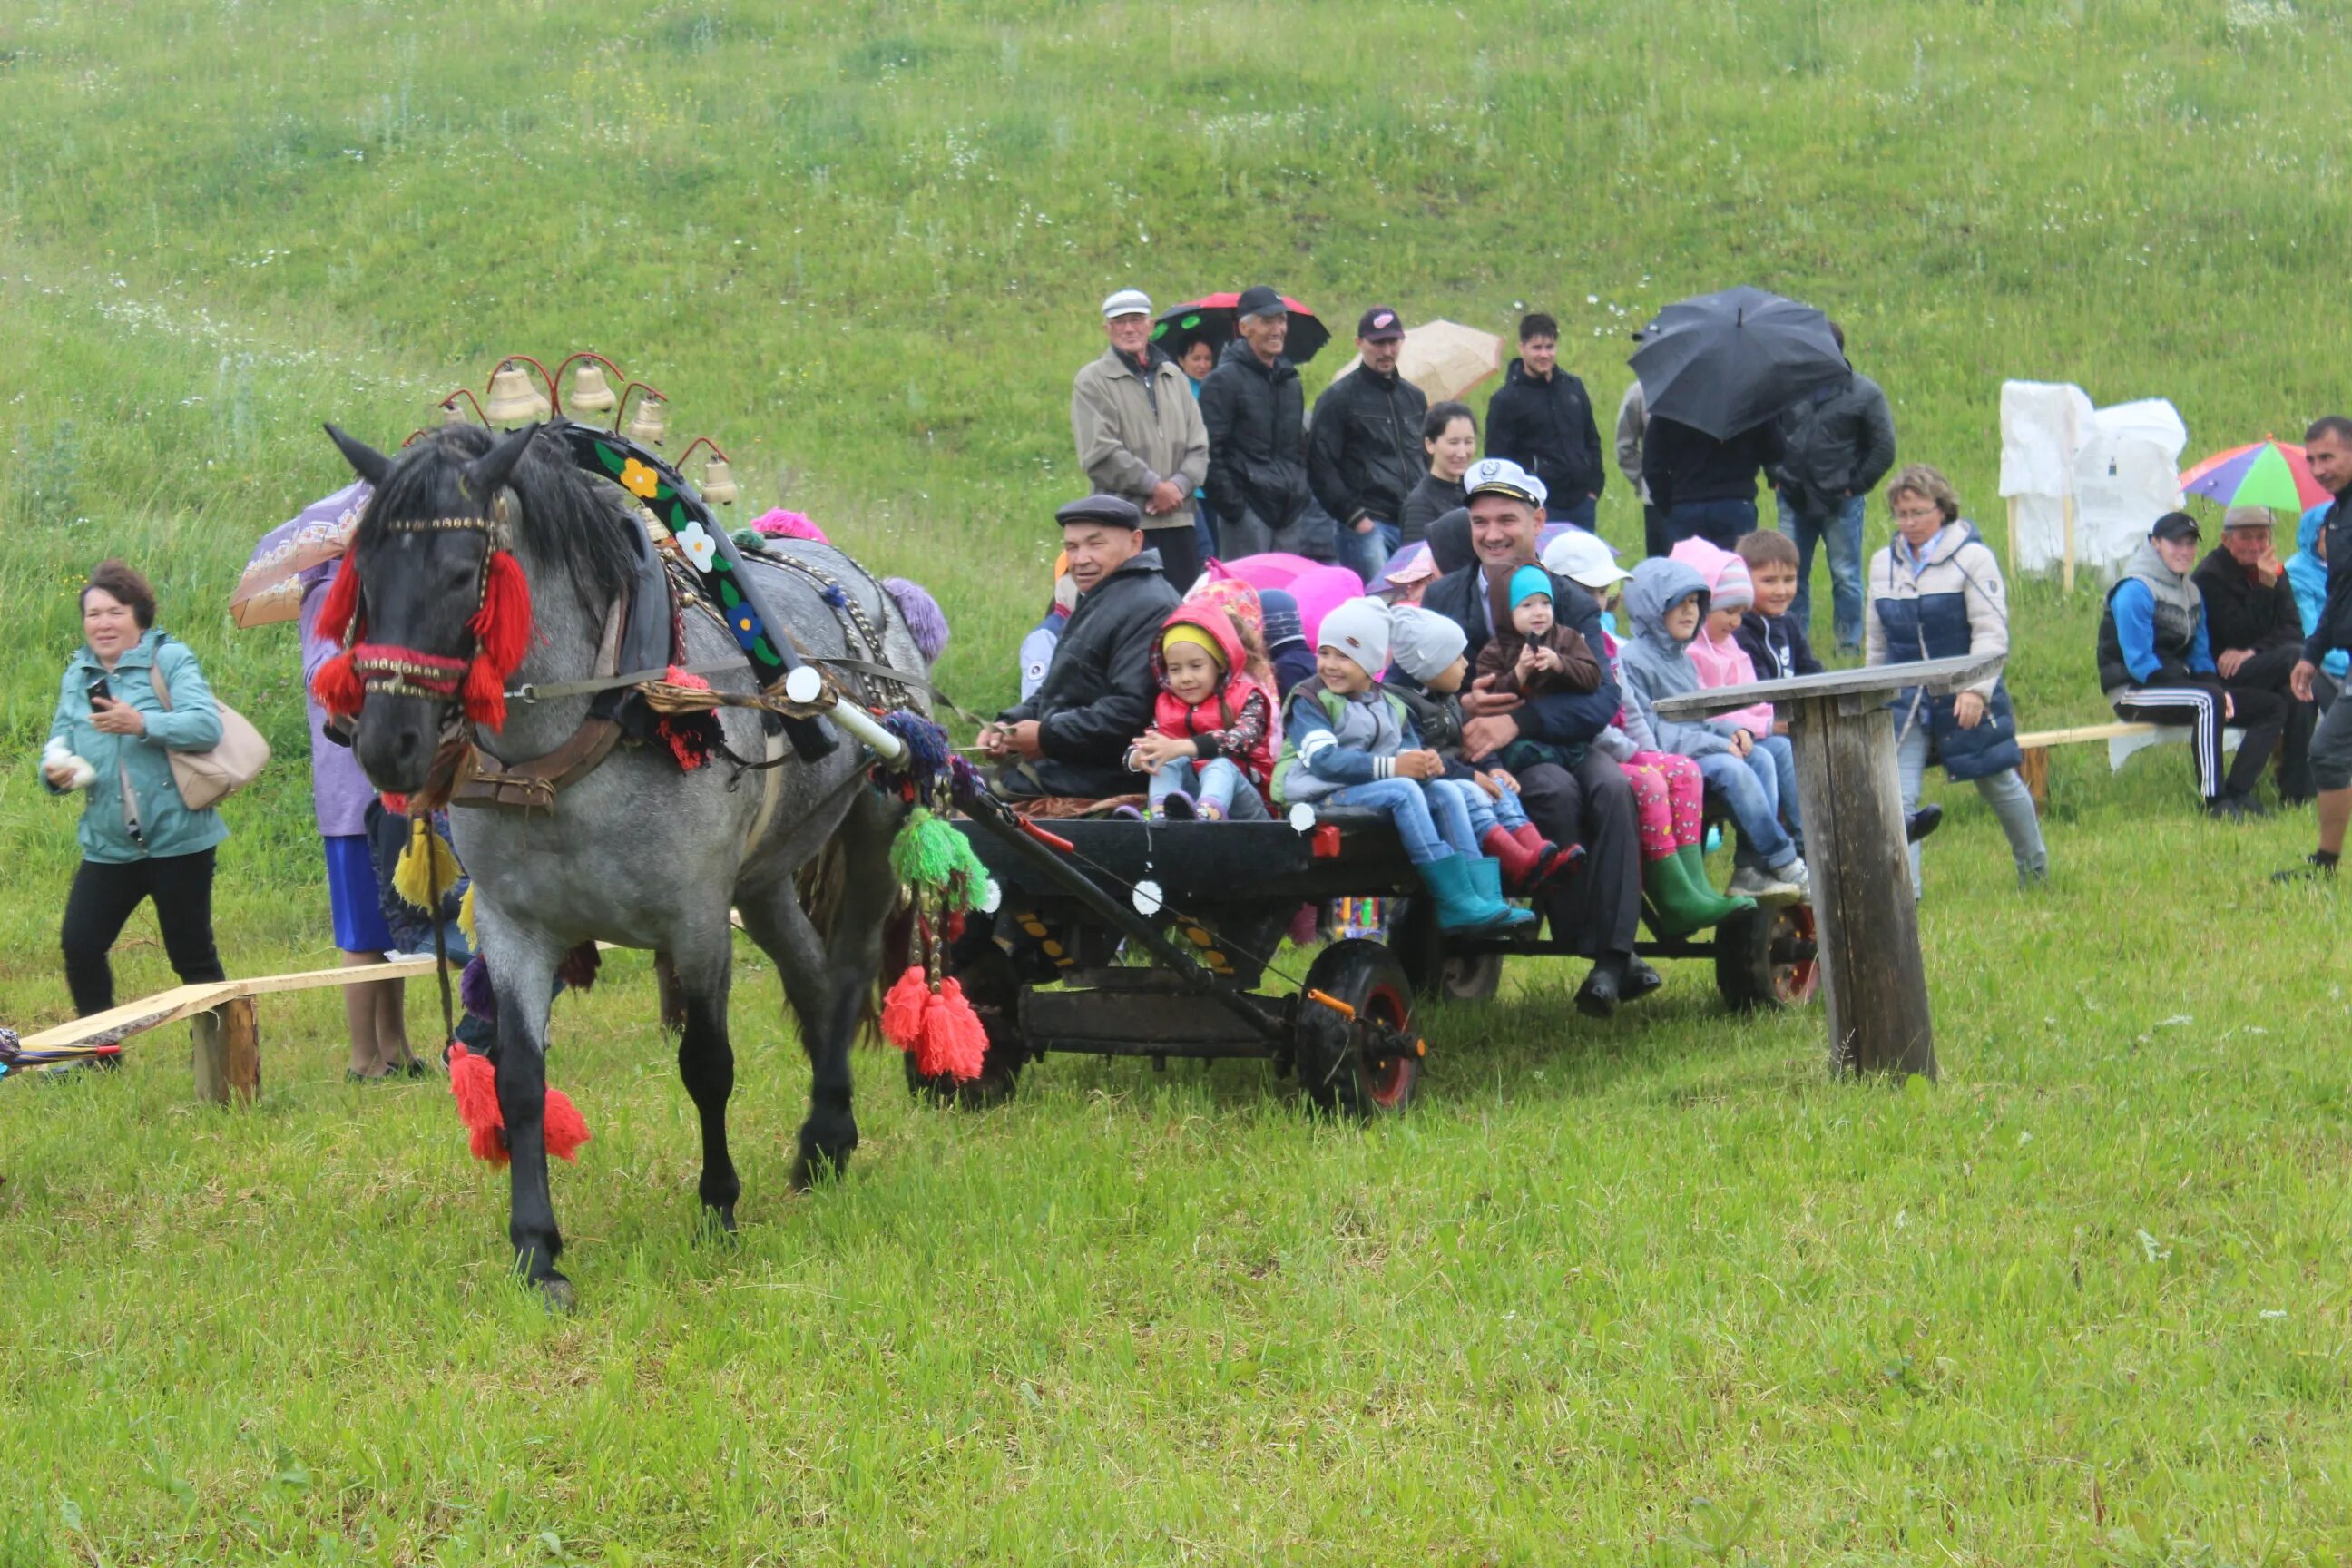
[1150, 293, 1333, 366]
[1628, 286, 1847, 440]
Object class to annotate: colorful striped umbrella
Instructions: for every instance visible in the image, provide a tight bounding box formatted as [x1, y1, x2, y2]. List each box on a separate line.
[2180, 439, 2330, 514]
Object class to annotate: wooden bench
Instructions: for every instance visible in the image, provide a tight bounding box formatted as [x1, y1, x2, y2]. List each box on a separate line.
[2014, 720, 2246, 809]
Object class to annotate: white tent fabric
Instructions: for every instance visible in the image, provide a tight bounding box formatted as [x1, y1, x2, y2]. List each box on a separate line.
[1998, 380, 2185, 578]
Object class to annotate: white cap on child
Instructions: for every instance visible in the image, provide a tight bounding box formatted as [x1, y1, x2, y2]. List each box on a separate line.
[1317, 596, 1395, 679]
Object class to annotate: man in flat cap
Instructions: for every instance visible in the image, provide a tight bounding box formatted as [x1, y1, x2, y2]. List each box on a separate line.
[979, 495, 1181, 799]
[1309, 304, 1428, 583]
[2193, 504, 2317, 802]
[1073, 288, 1210, 592]
[1200, 284, 1317, 561]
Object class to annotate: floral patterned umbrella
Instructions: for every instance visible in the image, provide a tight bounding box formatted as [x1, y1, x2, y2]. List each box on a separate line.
[230, 481, 370, 628]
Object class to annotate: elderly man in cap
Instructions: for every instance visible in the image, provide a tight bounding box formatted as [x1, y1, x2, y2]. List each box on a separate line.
[1309, 305, 1429, 583]
[2193, 504, 2317, 803]
[1419, 457, 1651, 1016]
[1072, 288, 1210, 592]
[979, 495, 1181, 799]
[2099, 510, 2289, 818]
[1200, 284, 1318, 561]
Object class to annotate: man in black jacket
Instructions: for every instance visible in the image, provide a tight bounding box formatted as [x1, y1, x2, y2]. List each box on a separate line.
[2282, 416, 2352, 879]
[1199, 285, 1317, 561]
[1484, 312, 1605, 529]
[981, 495, 1180, 799]
[2195, 505, 2315, 803]
[1643, 413, 1783, 550]
[1420, 457, 1651, 1017]
[1770, 322, 1896, 651]
[1308, 304, 1427, 583]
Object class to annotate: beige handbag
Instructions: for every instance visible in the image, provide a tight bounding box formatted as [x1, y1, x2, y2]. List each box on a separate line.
[150, 643, 270, 810]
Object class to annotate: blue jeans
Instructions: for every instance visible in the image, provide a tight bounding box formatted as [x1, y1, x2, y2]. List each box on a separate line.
[1338, 520, 1392, 584]
[1324, 778, 1478, 864]
[1754, 731, 1802, 854]
[1430, 775, 1529, 838]
[1664, 498, 1759, 550]
[1777, 491, 1867, 650]
[1552, 495, 1598, 530]
[1696, 750, 1796, 870]
[1148, 756, 1268, 818]
[1194, 495, 1220, 562]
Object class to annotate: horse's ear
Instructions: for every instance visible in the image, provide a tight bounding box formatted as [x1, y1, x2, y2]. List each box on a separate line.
[324, 423, 395, 486]
[463, 423, 540, 503]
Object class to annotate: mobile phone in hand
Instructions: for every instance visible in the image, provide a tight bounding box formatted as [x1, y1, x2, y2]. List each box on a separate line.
[86, 674, 112, 709]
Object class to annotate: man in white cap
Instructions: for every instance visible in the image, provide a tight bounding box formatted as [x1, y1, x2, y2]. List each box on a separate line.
[1073, 287, 1210, 590]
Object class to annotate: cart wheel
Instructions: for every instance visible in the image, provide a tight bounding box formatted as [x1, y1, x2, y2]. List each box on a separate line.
[906, 940, 1026, 1108]
[1296, 938, 1421, 1118]
[1390, 898, 1504, 1004]
[1714, 900, 1820, 1012]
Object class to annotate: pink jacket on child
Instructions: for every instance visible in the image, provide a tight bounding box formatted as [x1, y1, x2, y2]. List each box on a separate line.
[1670, 538, 1775, 737]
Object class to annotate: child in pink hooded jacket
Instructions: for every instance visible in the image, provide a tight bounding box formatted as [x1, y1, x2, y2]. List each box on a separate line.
[1670, 537, 1804, 857]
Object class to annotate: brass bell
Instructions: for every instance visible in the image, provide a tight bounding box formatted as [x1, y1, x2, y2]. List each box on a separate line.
[625, 396, 667, 446]
[442, 398, 470, 425]
[485, 361, 548, 425]
[567, 362, 617, 416]
[701, 456, 740, 505]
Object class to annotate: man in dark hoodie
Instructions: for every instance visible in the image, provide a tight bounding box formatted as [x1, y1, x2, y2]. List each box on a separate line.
[1769, 320, 1896, 651]
[1420, 457, 1650, 1017]
[1484, 312, 1606, 529]
[1644, 412, 1783, 550]
[1199, 285, 1316, 561]
[982, 495, 1181, 799]
[2193, 505, 2316, 803]
[1309, 304, 1428, 583]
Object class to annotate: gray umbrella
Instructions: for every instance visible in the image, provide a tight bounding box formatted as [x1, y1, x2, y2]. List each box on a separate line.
[1628, 286, 1847, 440]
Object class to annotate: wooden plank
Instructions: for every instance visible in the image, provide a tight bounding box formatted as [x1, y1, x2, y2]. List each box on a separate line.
[1651, 654, 2001, 720]
[2014, 721, 2156, 748]
[2061, 493, 2079, 596]
[1789, 696, 1936, 1081]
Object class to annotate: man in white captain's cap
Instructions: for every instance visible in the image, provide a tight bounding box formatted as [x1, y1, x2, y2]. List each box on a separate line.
[1071, 287, 1210, 591]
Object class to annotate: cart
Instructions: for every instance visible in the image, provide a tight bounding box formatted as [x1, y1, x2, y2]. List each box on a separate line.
[931, 789, 1818, 1119]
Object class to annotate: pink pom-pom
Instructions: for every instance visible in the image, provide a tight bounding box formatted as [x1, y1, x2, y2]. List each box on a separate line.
[879, 965, 928, 1050]
[915, 978, 987, 1082]
[750, 508, 828, 544]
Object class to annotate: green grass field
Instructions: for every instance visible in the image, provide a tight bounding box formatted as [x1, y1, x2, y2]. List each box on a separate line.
[5, 1, 2352, 1560]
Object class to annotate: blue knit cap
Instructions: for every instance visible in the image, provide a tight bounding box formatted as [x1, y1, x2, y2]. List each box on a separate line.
[1508, 564, 1553, 609]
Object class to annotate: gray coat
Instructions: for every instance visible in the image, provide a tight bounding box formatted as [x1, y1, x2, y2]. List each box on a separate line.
[1072, 345, 1209, 533]
[1773, 369, 1896, 516]
[1614, 558, 1740, 760]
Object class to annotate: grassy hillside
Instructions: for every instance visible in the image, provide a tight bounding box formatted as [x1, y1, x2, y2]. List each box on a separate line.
[5, 1, 2351, 1561]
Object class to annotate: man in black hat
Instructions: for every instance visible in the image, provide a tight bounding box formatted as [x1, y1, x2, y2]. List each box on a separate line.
[1200, 285, 1317, 561]
[979, 495, 1181, 799]
[1308, 305, 1428, 582]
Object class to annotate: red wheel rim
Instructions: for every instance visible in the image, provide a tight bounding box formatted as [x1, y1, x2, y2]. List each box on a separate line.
[1360, 980, 1416, 1110]
[1772, 904, 1819, 1004]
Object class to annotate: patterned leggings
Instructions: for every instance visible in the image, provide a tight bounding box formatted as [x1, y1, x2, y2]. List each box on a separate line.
[1620, 750, 1705, 861]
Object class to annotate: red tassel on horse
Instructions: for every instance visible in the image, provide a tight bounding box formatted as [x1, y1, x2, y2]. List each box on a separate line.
[311, 650, 365, 716]
[446, 1044, 592, 1165]
[315, 552, 362, 644]
[915, 978, 987, 1082]
[879, 965, 928, 1050]
[462, 654, 508, 730]
[470, 549, 533, 674]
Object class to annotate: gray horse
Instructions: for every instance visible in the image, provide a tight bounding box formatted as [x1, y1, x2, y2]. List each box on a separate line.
[322, 420, 926, 1308]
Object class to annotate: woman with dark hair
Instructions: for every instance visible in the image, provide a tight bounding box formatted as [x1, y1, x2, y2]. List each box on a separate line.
[1398, 401, 1477, 547]
[40, 560, 230, 1016]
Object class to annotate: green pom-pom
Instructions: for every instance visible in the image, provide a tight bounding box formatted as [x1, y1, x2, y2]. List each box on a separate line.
[890, 808, 991, 910]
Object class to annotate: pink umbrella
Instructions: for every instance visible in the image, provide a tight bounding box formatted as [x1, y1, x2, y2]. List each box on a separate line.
[231, 481, 370, 629]
[1206, 554, 1366, 648]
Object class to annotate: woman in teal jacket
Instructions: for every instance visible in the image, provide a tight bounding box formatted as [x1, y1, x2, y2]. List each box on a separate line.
[41, 560, 229, 1016]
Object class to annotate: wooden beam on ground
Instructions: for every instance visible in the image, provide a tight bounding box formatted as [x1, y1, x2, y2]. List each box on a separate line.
[18, 957, 439, 1055]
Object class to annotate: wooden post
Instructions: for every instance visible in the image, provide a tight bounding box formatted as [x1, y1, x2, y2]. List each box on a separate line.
[2018, 745, 2052, 813]
[2060, 493, 2078, 596]
[1788, 694, 1936, 1080]
[2005, 495, 2020, 574]
[191, 996, 260, 1105]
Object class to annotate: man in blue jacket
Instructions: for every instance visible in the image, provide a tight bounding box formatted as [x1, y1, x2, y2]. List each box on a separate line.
[2280, 416, 2352, 878]
[1420, 458, 1648, 1016]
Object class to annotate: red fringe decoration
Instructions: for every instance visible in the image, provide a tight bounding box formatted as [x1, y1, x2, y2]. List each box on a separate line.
[916, 979, 987, 1082]
[315, 552, 362, 644]
[446, 1044, 592, 1166]
[462, 654, 508, 730]
[379, 792, 408, 815]
[658, 720, 710, 772]
[470, 550, 533, 675]
[312, 650, 366, 717]
[879, 965, 928, 1049]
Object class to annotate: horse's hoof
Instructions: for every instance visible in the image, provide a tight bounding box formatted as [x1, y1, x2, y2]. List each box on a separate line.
[536, 1275, 577, 1314]
[790, 1146, 854, 1192]
[699, 1203, 740, 1241]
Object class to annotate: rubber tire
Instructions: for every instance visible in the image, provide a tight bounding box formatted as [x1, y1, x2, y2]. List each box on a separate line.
[1391, 897, 1504, 1004]
[1295, 938, 1421, 1119]
[906, 941, 1026, 1108]
[1713, 899, 1820, 1013]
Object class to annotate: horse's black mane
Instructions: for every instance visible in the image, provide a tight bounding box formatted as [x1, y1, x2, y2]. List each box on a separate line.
[359, 424, 641, 607]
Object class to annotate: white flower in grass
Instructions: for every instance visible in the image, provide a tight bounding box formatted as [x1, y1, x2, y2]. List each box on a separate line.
[672, 519, 718, 571]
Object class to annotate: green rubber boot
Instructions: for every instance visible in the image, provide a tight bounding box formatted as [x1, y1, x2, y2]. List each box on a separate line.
[1653, 844, 1755, 936]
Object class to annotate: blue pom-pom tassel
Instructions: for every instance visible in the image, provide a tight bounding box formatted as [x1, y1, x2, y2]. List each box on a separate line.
[460, 953, 495, 1021]
[822, 583, 848, 609]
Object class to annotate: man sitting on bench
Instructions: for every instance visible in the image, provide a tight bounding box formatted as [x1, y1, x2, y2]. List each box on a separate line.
[2099, 511, 2287, 820]
[2193, 505, 2317, 805]
[979, 495, 1181, 800]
